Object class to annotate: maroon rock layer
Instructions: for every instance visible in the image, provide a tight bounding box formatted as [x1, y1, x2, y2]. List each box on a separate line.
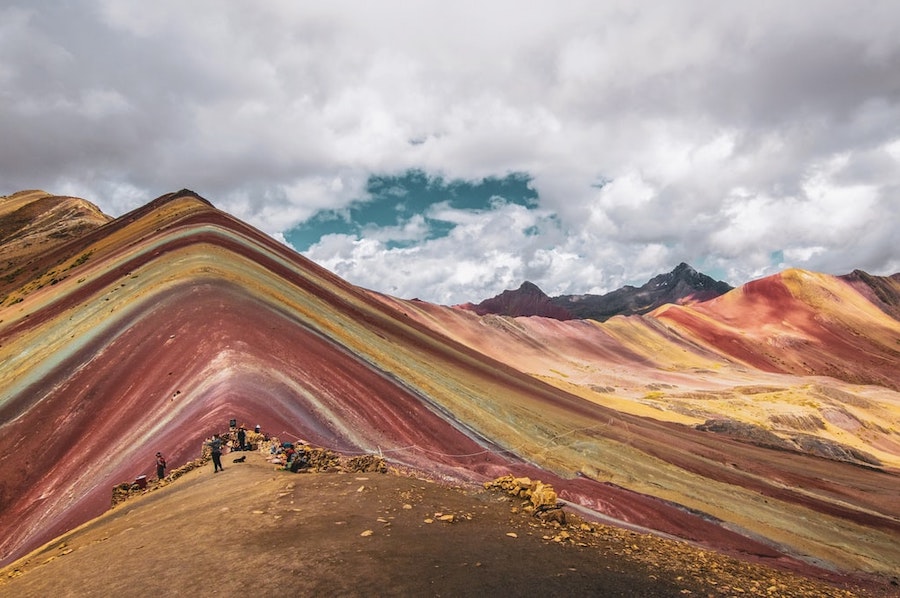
[0, 190, 897, 591]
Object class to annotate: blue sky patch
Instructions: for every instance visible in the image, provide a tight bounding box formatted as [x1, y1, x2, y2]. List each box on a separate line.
[285, 170, 539, 251]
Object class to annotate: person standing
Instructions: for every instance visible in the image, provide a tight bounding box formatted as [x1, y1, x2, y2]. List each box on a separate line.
[156, 452, 167, 480]
[207, 434, 224, 473]
[237, 426, 246, 451]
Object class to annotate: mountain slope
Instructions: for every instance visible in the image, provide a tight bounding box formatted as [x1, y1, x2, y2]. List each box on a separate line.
[653, 268, 900, 390]
[840, 269, 900, 321]
[0, 190, 898, 589]
[0, 190, 111, 302]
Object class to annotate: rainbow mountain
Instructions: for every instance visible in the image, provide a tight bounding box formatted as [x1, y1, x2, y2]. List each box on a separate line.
[0, 189, 898, 585]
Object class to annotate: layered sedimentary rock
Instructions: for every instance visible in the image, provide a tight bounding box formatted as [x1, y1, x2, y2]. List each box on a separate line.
[0, 190, 897, 587]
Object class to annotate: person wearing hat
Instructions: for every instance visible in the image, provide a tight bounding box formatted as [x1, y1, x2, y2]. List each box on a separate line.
[155, 452, 167, 480]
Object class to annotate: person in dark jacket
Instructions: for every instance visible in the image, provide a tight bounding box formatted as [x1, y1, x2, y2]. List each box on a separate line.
[237, 426, 246, 451]
[207, 434, 224, 472]
[155, 452, 167, 480]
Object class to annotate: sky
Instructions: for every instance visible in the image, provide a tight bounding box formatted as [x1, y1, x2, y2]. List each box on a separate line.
[2, 1, 899, 305]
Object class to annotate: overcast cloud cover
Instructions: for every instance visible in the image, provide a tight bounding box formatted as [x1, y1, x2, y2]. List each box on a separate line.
[2, 1, 899, 304]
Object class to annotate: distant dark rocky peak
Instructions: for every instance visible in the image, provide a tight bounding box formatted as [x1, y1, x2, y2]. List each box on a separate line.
[648, 262, 732, 294]
[513, 281, 546, 296]
[551, 262, 733, 321]
[469, 263, 733, 322]
[651, 262, 698, 287]
[471, 281, 574, 319]
[839, 269, 900, 321]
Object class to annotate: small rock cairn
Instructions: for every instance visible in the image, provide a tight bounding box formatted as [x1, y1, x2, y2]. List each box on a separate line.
[484, 474, 571, 527]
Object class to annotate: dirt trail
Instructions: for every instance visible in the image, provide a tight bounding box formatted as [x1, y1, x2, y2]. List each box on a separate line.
[0, 451, 884, 597]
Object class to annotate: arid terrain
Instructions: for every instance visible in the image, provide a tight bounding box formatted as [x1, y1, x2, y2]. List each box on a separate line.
[1, 449, 887, 597]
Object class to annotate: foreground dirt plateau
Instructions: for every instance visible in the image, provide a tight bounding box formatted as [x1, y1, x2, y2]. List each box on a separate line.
[1, 452, 889, 597]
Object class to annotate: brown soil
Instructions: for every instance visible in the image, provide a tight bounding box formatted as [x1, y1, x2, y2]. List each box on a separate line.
[0, 451, 884, 597]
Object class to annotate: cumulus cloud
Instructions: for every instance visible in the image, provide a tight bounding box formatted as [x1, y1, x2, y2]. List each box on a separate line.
[1, 1, 898, 304]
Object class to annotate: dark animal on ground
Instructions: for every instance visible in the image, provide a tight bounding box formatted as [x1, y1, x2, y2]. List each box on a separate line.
[232, 456, 246, 463]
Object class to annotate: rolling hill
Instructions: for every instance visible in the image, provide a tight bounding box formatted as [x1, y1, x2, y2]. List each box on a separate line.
[0, 189, 897, 592]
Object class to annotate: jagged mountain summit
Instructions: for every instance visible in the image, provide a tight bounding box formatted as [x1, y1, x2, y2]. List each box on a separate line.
[0, 190, 898, 594]
[461, 280, 576, 320]
[465, 262, 734, 321]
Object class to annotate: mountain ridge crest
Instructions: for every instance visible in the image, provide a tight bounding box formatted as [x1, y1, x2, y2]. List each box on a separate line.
[465, 261, 734, 321]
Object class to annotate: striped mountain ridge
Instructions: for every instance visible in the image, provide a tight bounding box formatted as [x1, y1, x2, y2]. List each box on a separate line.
[0, 190, 898, 588]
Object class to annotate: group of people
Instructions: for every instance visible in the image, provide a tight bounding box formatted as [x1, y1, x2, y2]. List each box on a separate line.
[153, 423, 266, 478]
[267, 441, 309, 473]
[204, 424, 260, 472]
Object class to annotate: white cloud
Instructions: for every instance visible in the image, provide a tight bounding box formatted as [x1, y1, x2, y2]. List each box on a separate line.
[1, 1, 899, 303]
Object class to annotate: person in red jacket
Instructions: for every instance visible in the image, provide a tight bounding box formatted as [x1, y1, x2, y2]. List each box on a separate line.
[155, 452, 167, 480]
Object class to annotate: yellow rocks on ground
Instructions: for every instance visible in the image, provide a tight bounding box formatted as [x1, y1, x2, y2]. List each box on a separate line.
[529, 481, 557, 509]
[421, 512, 455, 523]
[484, 475, 559, 507]
[484, 475, 533, 498]
[484, 474, 567, 524]
[484, 474, 863, 596]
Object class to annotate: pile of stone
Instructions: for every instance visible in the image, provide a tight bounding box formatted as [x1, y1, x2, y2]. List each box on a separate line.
[343, 454, 388, 473]
[484, 474, 569, 526]
[164, 458, 206, 482]
[111, 458, 207, 506]
[111, 482, 136, 506]
[294, 445, 341, 471]
[259, 436, 388, 474]
[287, 445, 387, 473]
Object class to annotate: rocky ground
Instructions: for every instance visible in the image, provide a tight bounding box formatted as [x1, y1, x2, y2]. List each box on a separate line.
[1, 448, 892, 597]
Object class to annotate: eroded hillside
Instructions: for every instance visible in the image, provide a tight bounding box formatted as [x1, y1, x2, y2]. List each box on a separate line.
[0, 190, 897, 591]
